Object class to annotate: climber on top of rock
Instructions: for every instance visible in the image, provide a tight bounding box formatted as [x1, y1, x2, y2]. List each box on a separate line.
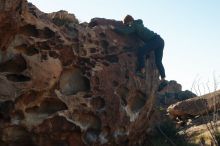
[111, 15, 166, 81]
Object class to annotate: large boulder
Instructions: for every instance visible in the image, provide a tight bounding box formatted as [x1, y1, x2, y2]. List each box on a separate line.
[0, 0, 161, 145]
[168, 90, 220, 118]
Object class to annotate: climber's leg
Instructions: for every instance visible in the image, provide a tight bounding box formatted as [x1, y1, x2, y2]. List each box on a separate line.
[154, 37, 165, 79]
[136, 35, 162, 72]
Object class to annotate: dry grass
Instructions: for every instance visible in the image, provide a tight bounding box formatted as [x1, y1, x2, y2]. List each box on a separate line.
[190, 74, 220, 146]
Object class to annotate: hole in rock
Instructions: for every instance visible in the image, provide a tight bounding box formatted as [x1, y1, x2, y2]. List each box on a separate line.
[95, 41, 99, 45]
[72, 112, 101, 131]
[20, 24, 39, 37]
[127, 90, 147, 113]
[0, 100, 14, 121]
[102, 61, 109, 66]
[82, 129, 100, 145]
[43, 27, 56, 38]
[81, 103, 88, 107]
[90, 96, 105, 110]
[125, 69, 129, 79]
[59, 68, 90, 95]
[6, 74, 31, 82]
[25, 98, 67, 114]
[0, 113, 10, 122]
[81, 49, 87, 56]
[34, 116, 80, 134]
[127, 53, 132, 57]
[16, 1, 23, 15]
[36, 41, 51, 50]
[105, 55, 119, 63]
[73, 38, 79, 42]
[0, 141, 7, 146]
[39, 98, 67, 114]
[82, 93, 93, 99]
[87, 33, 91, 38]
[2, 139, 34, 146]
[0, 100, 14, 114]
[89, 48, 97, 54]
[31, 135, 66, 146]
[49, 51, 59, 58]
[88, 39, 93, 43]
[68, 132, 86, 146]
[20, 25, 55, 39]
[112, 81, 119, 87]
[116, 86, 129, 106]
[43, 140, 68, 146]
[14, 91, 40, 106]
[0, 55, 27, 73]
[93, 77, 100, 85]
[100, 40, 109, 49]
[25, 106, 38, 113]
[108, 46, 118, 52]
[15, 44, 39, 56]
[24, 107, 60, 127]
[2, 126, 31, 142]
[82, 36, 86, 41]
[40, 52, 48, 60]
[99, 32, 106, 38]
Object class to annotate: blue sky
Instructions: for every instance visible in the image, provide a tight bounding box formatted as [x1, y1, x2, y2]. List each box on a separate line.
[28, 0, 220, 93]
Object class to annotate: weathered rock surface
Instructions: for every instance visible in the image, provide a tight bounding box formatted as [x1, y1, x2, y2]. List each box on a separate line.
[0, 0, 161, 146]
[168, 90, 220, 118]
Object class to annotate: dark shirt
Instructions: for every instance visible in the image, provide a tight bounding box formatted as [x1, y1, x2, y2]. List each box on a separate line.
[115, 19, 157, 42]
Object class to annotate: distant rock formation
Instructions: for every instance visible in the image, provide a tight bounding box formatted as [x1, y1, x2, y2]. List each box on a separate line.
[158, 80, 197, 106]
[168, 90, 220, 119]
[0, 0, 161, 145]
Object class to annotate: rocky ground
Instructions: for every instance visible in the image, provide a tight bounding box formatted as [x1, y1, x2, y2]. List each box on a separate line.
[168, 90, 220, 146]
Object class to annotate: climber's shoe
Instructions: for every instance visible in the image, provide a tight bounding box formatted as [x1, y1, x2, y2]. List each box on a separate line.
[158, 80, 169, 91]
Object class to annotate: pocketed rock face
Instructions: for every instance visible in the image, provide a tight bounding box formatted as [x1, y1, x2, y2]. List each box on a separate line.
[0, 0, 160, 145]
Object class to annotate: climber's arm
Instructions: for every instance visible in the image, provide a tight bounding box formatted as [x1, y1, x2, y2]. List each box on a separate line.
[114, 25, 136, 35]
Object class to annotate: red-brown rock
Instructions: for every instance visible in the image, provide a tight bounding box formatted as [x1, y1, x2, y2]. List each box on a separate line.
[0, 0, 161, 145]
